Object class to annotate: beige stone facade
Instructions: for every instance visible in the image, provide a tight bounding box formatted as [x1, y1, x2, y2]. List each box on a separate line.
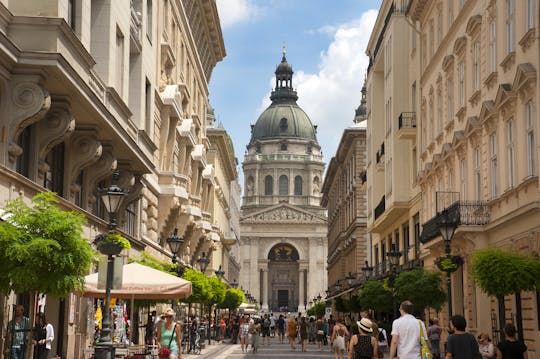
[0, 0, 229, 357]
[321, 102, 369, 303]
[367, 0, 539, 355]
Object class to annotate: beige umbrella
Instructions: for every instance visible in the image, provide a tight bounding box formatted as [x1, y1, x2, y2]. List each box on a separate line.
[78, 262, 192, 299]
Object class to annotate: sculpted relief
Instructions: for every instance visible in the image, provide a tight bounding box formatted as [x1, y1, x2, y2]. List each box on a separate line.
[247, 207, 316, 223]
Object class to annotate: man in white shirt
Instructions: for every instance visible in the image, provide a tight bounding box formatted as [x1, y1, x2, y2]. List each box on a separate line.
[389, 301, 428, 359]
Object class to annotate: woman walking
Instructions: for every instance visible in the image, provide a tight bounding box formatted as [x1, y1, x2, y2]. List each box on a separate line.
[33, 313, 54, 359]
[299, 317, 308, 352]
[349, 318, 377, 359]
[239, 316, 250, 353]
[287, 315, 297, 351]
[331, 318, 349, 359]
[157, 308, 182, 359]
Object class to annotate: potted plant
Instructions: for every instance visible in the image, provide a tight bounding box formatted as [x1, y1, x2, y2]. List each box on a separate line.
[435, 255, 463, 273]
[97, 233, 131, 256]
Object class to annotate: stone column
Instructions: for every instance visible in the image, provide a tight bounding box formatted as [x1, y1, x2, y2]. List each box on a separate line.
[298, 269, 305, 313]
[262, 268, 269, 311]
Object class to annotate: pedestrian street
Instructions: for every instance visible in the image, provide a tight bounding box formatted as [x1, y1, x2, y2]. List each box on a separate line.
[207, 340, 336, 359]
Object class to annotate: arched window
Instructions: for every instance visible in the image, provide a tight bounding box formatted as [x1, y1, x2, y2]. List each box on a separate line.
[294, 176, 303, 195]
[264, 175, 273, 195]
[280, 142, 287, 151]
[279, 175, 288, 195]
[280, 118, 288, 132]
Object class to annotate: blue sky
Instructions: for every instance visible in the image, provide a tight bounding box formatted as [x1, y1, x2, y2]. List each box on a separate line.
[210, 0, 382, 183]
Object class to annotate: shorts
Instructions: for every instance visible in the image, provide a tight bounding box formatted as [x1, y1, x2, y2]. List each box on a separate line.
[262, 327, 270, 337]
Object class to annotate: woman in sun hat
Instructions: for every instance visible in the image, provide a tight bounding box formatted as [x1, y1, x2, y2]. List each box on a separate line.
[348, 317, 378, 359]
[157, 308, 182, 359]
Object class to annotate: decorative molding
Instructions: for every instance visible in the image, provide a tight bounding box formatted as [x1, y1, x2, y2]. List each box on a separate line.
[465, 14, 482, 36]
[241, 202, 326, 224]
[518, 28, 535, 52]
[67, 129, 102, 199]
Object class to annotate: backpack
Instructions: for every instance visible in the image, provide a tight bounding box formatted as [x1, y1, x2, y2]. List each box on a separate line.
[378, 328, 386, 343]
[263, 318, 270, 328]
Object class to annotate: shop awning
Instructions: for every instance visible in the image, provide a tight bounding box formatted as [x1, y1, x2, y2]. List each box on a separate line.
[77, 262, 192, 299]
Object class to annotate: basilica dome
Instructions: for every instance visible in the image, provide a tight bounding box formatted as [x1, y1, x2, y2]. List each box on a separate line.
[249, 51, 318, 144]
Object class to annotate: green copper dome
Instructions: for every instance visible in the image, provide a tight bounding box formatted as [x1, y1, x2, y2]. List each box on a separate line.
[249, 52, 318, 144]
[250, 103, 317, 143]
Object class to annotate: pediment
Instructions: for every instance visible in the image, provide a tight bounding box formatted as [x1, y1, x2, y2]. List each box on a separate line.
[479, 100, 496, 121]
[512, 63, 536, 92]
[441, 143, 454, 159]
[442, 55, 454, 72]
[465, 15, 482, 36]
[464, 116, 481, 136]
[453, 36, 467, 55]
[494, 83, 515, 108]
[241, 203, 327, 224]
[451, 130, 465, 148]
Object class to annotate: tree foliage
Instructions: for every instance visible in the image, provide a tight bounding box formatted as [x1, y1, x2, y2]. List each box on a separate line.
[394, 268, 447, 312]
[472, 248, 540, 296]
[307, 301, 327, 317]
[0, 192, 96, 296]
[333, 297, 348, 314]
[358, 279, 393, 312]
[181, 268, 209, 303]
[130, 251, 176, 275]
[219, 288, 244, 311]
[205, 276, 227, 306]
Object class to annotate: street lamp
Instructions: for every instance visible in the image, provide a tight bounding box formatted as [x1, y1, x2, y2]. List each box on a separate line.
[198, 252, 210, 273]
[215, 265, 225, 278]
[166, 227, 185, 276]
[346, 272, 355, 287]
[317, 294, 322, 302]
[231, 279, 238, 288]
[95, 171, 126, 359]
[438, 211, 458, 321]
[386, 244, 402, 319]
[361, 261, 374, 281]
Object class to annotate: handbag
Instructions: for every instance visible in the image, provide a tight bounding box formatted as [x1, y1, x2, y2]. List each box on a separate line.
[419, 321, 432, 359]
[158, 324, 176, 358]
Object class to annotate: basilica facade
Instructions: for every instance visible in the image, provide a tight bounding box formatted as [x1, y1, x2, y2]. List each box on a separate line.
[239, 52, 328, 313]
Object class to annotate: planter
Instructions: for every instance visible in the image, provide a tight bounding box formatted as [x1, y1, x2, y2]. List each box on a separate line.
[97, 241, 123, 256]
[435, 255, 463, 273]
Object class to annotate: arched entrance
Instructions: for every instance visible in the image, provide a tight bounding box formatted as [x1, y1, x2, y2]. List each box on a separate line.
[267, 243, 299, 312]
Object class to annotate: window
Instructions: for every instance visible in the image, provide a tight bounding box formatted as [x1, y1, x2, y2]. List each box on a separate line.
[429, 21, 434, 59]
[449, 170, 455, 191]
[447, 76, 454, 120]
[123, 201, 137, 236]
[437, 7, 442, 47]
[507, 119, 515, 188]
[413, 213, 420, 258]
[280, 118, 288, 132]
[256, 144, 261, 153]
[448, 1, 454, 28]
[280, 142, 287, 151]
[460, 158, 467, 200]
[74, 172, 83, 207]
[473, 42, 480, 91]
[489, 20, 497, 73]
[264, 175, 273, 195]
[279, 175, 288, 195]
[43, 143, 65, 196]
[526, 102, 535, 176]
[490, 134, 498, 198]
[68, 0, 76, 30]
[116, 28, 124, 95]
[506, 0, 514, 53]
[294, 176, 303, 195]
[403, 222, 410, 262]
[526, 0, 534, 30]
[458, 61, 465, 107]
[429, 98, 434, 141]
[385, 98, 392, 135]
[16, 125, 32, 178]
[474, 147, 481, 200]
[146, 0, 153, 40]
[145, 79, 151, 132]
[437, 89, 442, 134]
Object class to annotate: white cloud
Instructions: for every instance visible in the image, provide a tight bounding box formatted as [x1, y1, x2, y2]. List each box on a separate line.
[257, 9, 378, 161]
[216, 0, 262, 29]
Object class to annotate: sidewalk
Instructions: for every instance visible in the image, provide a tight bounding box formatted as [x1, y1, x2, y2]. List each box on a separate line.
[183, 340, 233, 359]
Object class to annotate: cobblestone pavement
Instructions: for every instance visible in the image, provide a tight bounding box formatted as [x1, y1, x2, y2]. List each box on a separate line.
[185, 339, 336, 359]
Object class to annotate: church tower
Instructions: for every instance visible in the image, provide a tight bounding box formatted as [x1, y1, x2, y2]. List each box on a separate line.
[240, 50, 327, 313]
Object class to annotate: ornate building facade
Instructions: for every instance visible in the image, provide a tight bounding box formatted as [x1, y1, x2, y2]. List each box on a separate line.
[367, 0, 539, 354]
[239, 52, 328, 313]
[0, 0, 230, 357]
[321, 88, 369, 302]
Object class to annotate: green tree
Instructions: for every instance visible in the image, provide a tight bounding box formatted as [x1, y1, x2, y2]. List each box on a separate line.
[219, 288, 245, 312]
[205, 276, 227, 306]
[307, 301, 326, 317]
[394, 268, 446, 313]
[181, 268, 209, 303]
[0, 192, 96, 296]
[333, 297, 348, 314]
[472, 248, 540, 340]
[358, 279, 393, 312]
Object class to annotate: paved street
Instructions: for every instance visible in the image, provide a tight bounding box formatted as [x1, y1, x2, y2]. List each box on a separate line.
[186, 339, 336, 359]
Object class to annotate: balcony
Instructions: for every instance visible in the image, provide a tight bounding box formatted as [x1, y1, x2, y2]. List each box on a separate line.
[397, 112, 417, 140]
[419, 200, 490, 243]
[376, 142, 385, 164]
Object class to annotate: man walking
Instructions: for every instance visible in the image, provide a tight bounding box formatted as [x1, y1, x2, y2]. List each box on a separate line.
[4, 305, 30, 359]
[389, 301, 428, 359]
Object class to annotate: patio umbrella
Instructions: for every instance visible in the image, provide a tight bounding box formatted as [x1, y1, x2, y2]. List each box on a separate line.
[78, 262, 192, 299]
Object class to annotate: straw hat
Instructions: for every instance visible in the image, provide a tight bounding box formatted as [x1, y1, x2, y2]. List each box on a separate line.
[357, 318, 373, 333]
[163, 308, 175, 317]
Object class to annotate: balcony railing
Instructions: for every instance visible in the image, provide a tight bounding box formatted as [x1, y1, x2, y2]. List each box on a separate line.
[374, 195, 386, 220]
[419, 200, 490, 243]
[398, 112, 417, 129]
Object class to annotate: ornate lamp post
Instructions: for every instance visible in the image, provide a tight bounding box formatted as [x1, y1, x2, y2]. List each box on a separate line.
[230, 279, 238, 288]
[215, 265, 225, 278]
[317, 294, 322, 302]
[438, 211, 459, 321]
[361, 260, 374, 281]
[166, 227, 185, 276]
[386, 244, 402, 319]
[345, 273, 355, 316]
[95, 172, 126, 359]
[198, 252, 210, 273]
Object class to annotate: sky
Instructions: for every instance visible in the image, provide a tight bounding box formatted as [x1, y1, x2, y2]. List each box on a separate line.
[209, 0, 382, 184]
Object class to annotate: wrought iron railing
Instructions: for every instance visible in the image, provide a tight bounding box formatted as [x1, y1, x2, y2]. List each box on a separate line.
[420, 200, 490, 243]
[398, 112, 417, 129]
